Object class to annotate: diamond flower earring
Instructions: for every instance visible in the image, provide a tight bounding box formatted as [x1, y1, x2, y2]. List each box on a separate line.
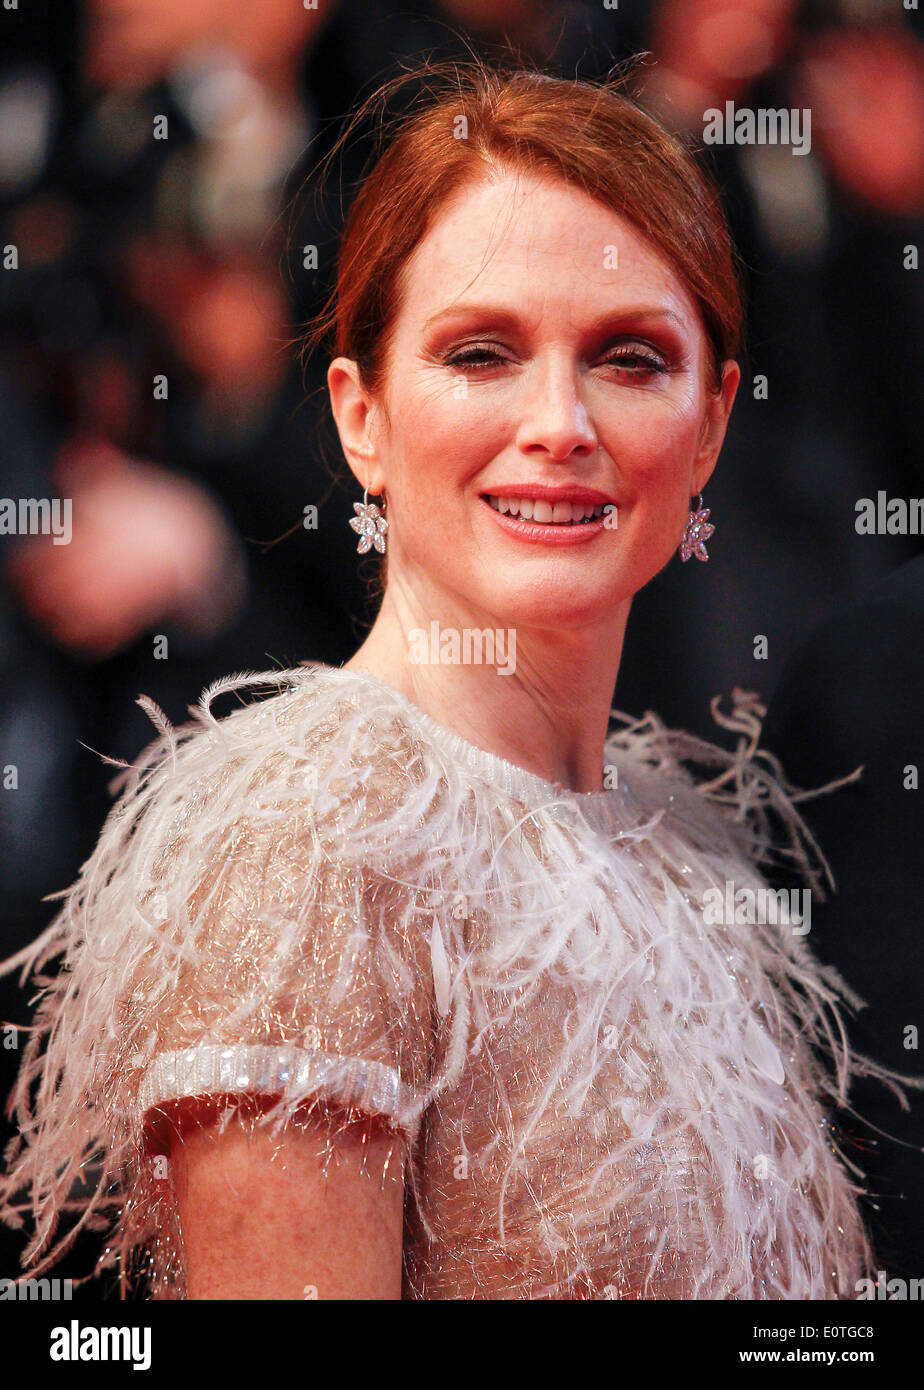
[679, 494, 715, 563]
[349, 487, 388, 555]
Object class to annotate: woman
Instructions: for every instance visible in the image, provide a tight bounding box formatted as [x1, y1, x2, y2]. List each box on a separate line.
[0, 64, 890, 1299]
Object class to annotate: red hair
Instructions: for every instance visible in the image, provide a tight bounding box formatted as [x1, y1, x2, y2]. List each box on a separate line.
[299, 60, 744, 396]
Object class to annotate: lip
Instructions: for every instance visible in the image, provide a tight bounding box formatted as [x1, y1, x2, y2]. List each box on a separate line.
[478, 494, 610, 545]
[480, 484, 616, 505]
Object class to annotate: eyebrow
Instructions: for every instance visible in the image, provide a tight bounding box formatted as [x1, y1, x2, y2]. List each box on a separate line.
[422, 303, 688, 334]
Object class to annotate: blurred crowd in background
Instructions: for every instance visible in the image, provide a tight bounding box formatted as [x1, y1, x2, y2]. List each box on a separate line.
[0, 0, 922, 1290]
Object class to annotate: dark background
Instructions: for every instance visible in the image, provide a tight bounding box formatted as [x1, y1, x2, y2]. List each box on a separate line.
[0, 0, 921, 1294]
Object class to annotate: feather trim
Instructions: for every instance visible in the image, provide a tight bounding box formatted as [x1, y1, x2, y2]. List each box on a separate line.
[0, 664, 915, 1299]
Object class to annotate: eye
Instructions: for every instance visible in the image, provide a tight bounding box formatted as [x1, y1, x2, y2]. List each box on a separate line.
[443, 343, 509, 371]
[599, 343, 669, 376]
[443, 339, 672, 375]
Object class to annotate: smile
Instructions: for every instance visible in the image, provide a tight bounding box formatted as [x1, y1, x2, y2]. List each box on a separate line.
[478, 493, 613, 546]
[484, 495, 606, 525]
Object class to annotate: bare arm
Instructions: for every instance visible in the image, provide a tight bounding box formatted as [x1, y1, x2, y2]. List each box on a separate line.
[162, 1098, 406, 1299]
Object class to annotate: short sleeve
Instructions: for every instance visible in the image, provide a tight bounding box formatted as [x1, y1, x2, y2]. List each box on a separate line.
[127, 805, 435, 1148]
[0, 671, 438, 1293]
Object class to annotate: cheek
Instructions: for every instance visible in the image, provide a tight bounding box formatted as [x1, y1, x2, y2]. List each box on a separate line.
[598, 392, 705, 574]
[385, 371, 707, 510]
[605, 378, 700, 453]
[391, 378, 506, 489]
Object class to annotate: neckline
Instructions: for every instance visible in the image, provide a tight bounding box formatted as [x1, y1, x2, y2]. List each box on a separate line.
[294, 661, 644, 825]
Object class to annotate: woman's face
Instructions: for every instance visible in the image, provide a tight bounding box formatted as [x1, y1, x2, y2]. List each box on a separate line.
[333, 170, 739, 631]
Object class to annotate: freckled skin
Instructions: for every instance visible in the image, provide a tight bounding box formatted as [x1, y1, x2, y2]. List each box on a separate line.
[177, 174, 740, 1298]
[170, 1100, 406, 1299]
[329, 172, 739, 791]
[370, 172, 732, 630]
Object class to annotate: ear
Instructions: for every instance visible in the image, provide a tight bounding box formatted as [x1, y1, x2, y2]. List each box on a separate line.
[327, 357, 386, 494]
[692, 359, 740, 496]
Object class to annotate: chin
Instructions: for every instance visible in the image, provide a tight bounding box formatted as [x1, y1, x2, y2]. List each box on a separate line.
[482, 582, 623, 632]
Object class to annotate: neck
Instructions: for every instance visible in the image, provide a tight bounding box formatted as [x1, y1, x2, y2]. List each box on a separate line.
[343, 585, 632, 794]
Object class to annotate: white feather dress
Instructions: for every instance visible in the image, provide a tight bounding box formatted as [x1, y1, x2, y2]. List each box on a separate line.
[0, 661, 893, 1298]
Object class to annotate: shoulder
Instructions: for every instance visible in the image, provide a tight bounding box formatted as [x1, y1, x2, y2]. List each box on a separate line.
[17, 664, 449, 1035]
[604, 689, 835, 893]
[89, 664, 451, 903]
[112, 663, 428, 808]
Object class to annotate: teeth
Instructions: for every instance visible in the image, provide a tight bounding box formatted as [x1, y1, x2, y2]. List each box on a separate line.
[486, 496, 606, 524]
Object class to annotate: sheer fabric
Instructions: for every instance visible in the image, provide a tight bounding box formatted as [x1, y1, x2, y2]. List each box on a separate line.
[0, 663, 885, 1298]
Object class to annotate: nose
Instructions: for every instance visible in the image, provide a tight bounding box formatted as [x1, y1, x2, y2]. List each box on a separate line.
[515, 355, 597, 462]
